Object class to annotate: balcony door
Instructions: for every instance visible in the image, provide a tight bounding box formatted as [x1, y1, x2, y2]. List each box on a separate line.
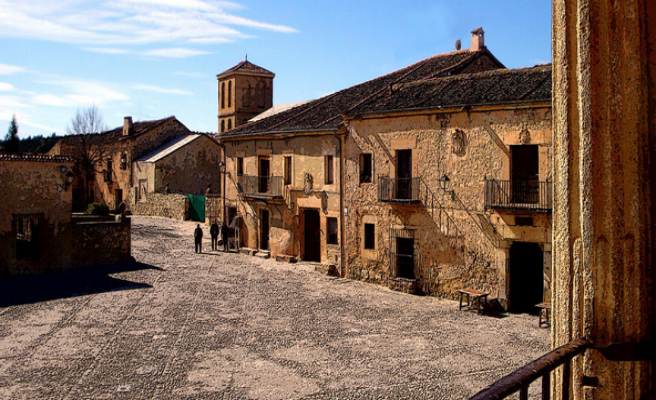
[511, 145, 539, 204]
[396, 149, 412, 200]
[258, 157, 270, 194]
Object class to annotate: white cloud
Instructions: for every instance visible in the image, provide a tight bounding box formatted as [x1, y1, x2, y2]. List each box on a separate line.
[0, 0, 297, 48]
[143, 48, 213, 58]
[0, 63, 26, 75]
[83, 47, 130, 54]
[0, 82, 15, 91]
[32, 79, 129, 107]
[0, 95, 28, 108]
[132, 83, 193, 95]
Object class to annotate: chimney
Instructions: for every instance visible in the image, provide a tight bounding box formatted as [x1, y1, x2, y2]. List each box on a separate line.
[471, 27, 485, 51]
[123, 116, 133, 136]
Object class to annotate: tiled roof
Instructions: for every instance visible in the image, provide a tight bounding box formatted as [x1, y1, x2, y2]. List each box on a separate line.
[349, 64, 552, 116]
[218, 49, 504, 139]
[0, 153, 76, 162]
[137, 134, 203, 163]
[217, 60, 275, 78]
[103, 116, 180, 141]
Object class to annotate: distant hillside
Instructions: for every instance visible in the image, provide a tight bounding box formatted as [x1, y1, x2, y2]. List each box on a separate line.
[0, 133, 61, 154]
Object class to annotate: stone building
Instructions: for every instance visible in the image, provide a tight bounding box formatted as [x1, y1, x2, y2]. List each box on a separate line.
[50, 116, 192, 211]
[343, 65, 552, 308]
[218, 59, 275, 133]
[0, 154, 131, 278]
[131, 134, 223, 221]
[215, 31, 514, 269]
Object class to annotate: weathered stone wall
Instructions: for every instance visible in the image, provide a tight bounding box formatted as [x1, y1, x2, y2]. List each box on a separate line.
[219, 74, 274, 131]
[130, 192, 189, 220]
[552, 0, 656, 398]
[344, 105, 552, 301]
[0, 159, 75, 278]
[71, 216, 131, 269]
[152, 135, 222, 195]
[221, 134, 341, 264]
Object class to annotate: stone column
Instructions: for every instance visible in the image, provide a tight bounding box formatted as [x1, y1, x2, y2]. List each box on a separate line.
[552, 0, 656, 399]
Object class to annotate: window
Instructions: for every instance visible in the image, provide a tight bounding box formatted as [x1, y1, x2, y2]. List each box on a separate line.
[221, 120, 225, 133]
[360, 153, 372, 183]
[236, 157, 243, 176]
[364, 223, 375, 250]
[227, 81, 232, 107]
[14, 213, 43, 259]
[221, 83, 225, 109]
[284, 156, 292, 185]
[227, 119, 232, 130]
[106, 159, 113, 174]
[327, 217, 338, 245]
[325, 155, 334, 185]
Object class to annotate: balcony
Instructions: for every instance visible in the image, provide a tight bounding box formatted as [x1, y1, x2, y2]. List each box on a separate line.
[378, 176, 422, 203]
[484, 179, 552, 213]
[237, 175, 283, 199]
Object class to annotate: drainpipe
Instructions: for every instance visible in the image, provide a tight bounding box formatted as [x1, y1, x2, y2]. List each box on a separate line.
[335, 130, 346, 277]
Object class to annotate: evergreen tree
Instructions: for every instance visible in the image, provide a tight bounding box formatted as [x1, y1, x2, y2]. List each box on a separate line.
[4, 115, 20, 154]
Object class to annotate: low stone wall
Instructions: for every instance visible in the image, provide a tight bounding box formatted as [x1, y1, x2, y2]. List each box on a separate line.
[130, 193, 189, 221]
[72, 216, 132, 269]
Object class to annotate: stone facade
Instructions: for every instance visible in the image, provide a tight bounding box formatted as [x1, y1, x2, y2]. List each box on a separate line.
[551, 0, 656, 398]
[218, 134, 342, 264]
[71, 215, 132, 269]
[0, 156, 76, 277]
[130, 192, 189, 221]
[343, 103, 552, 304]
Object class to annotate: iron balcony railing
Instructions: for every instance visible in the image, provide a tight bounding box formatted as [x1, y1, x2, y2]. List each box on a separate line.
[237, 175, 283, 198]
[378, 176, 422, 203]
[484, 179, 552, 212]
[470, 338, 592, 400]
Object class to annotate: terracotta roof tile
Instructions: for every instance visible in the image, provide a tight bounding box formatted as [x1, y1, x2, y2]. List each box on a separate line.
[217, 60, 275, 78]
[0, 153, 76, 162]
[349, 64, 552, 116]
[219, 50, 504, 139]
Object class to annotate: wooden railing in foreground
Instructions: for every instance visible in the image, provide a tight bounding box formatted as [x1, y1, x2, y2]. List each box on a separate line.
[469, 338, 593, 400]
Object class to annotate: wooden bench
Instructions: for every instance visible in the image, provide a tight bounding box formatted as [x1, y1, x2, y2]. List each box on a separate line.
[536, 302, 551, 327]
[458, 288, 490, 314]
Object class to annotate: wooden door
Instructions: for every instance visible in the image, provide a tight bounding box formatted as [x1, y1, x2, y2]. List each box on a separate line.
[511, 145, 539, 203]
[396, 150, 412, 199]
[304, 209, 321, 262]
[260, 209, 269, 250]
[258, 157, 270, 193]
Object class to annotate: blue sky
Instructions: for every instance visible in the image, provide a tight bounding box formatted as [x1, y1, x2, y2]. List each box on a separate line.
[0, 0, 552, 139]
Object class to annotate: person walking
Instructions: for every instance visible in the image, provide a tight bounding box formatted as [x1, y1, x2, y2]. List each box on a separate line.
[221, 222, 230, 252]
[194, 224, 203, 253]
[210, 220, 219, 251]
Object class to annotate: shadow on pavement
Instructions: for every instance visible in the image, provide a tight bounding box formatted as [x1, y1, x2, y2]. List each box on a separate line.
[0, 261, 161, 308]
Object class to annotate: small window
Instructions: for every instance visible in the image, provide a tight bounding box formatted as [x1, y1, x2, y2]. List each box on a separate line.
[327, 217, 338, 245]
[106, 159, 113, 174]
[221, 82, 225, 109]
[227, 119, 232, 130]
[227, 81, 232, 108]
[364, 223, 375, 250]
[236, 157, 243, 176]
[284, 156, 292, 185]
[360, 153, 372, 183]
[325, 155, 334, 185]
[221, 120, 225, 133]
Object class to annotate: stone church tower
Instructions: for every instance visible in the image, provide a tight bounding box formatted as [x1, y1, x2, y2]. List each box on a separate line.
[217, 59, 275, 133]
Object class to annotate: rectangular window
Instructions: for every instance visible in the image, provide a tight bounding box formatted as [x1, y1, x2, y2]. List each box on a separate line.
[364, 223, 375, 250]
[14, 213, 43, 259]
[284, 156, 292, 185]
[236, 157, 243, 176]
[325, 155, 334, 185]
[327, 217, 338, 245]
[360, 153, 372, 183]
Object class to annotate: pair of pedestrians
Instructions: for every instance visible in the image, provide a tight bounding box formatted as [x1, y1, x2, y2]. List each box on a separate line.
[195, 222, 230, 253]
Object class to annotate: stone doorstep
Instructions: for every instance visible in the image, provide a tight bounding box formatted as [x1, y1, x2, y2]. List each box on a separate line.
[315, 264, 339, 277]
[239, 247, 257, 256]
[254, 251, 271, 259]
[275, 254, 298, 263]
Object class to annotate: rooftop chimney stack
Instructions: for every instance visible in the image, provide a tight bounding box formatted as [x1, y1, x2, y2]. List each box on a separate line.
[123, 116, 133, 136]
[470, 27, 485, 51]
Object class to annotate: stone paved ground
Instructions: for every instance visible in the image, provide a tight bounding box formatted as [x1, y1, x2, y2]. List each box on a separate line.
[0, 216, 549, 400]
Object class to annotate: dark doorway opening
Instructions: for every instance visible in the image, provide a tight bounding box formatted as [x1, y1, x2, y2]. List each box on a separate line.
[508, 241, 544, 313]
[511, 145, 539, 204]
[114, 188, 123, 210]
[396, 149, 412, 200]
[395, 237, 415, 279]
[258, 157, 270, 193]
[260, 209, 269, 250]
[304, 209, 321, 262]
